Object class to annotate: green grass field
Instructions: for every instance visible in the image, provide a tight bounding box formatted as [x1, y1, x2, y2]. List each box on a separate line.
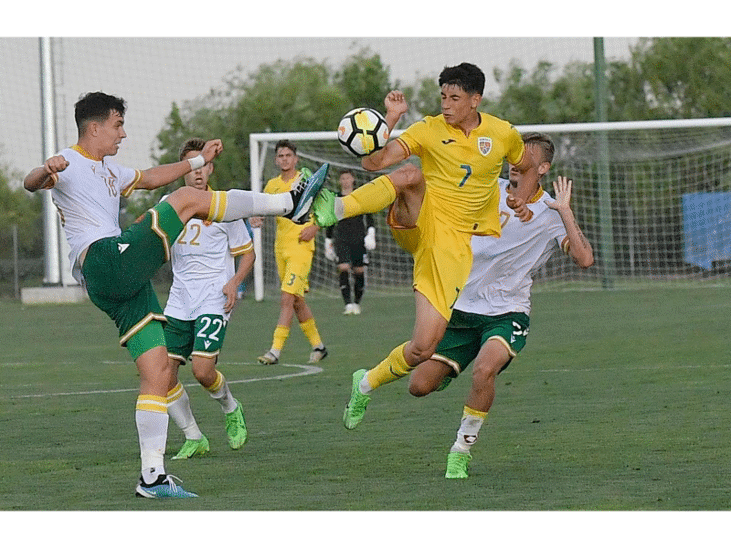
[1, 286, 729, 515]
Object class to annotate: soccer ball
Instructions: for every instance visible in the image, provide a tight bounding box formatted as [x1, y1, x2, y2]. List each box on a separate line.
[337, 108, 390, 157]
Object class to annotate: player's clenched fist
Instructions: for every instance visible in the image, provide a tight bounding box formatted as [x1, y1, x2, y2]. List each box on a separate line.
[45, 155, 69, 175]
[201, 139, 223, 163]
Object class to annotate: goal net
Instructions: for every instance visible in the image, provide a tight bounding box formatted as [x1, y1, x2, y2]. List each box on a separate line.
[250, 118, 731, 300]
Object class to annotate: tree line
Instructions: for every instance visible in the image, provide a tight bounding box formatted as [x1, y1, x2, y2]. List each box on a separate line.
[4, 38, 731, 264]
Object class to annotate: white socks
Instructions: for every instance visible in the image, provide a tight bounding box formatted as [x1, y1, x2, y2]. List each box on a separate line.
[167, 383, 203, 440]
[219, 189, 292, 221]
[136, 408, 169, 483]
[450, 407, 487, 454]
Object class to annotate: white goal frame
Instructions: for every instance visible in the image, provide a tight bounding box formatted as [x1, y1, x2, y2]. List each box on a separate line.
[250, 117, 731, 301]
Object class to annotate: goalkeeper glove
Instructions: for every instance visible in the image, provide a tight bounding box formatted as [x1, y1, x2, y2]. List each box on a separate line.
[364, 227, 376, 251]
[324, 238, 337, 262]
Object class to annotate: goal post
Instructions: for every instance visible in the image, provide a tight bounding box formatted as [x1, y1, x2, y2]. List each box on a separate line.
[250, 118, 731, 301]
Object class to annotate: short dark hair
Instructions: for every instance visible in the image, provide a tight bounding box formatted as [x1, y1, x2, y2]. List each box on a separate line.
[275, 139, 297, 154]
[522, 132, 555, 164]
[178, 137, 206, 161]
[438, 63, 485, 96]
[74, 92, 126, 137]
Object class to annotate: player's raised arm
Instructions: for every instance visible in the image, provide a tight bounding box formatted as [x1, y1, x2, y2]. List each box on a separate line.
[361, 91, 409, 172]
[135, 139, 224, 190]
[24, 155, 69, 192]
[547, 176, 594, 268]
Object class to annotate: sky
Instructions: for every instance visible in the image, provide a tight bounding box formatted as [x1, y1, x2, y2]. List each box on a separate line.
[0, 0, 720, 186]
[1, 36, 637, 184]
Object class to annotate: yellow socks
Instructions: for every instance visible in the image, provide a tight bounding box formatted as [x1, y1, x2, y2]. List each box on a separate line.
[272, 324, 290, 352]
[299, 317, 323, 348]
[365, 342, 411, 390]
[342, 175, 397, 218]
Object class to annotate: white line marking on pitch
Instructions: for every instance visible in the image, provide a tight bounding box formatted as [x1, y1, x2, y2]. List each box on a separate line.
[9, 363, 322, 399]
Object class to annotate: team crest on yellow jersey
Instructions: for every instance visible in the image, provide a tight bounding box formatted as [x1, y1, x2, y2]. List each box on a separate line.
[478, 137, 492, 156]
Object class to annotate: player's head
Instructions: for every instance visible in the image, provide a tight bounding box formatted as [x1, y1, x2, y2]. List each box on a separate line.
[179, 137, 213, 190]
[74, 92, 127, 156]
[438, 63, 485, 126]
[274, 139, 298, 173]
[338, 169, 356, 194]
[509, 132, 554, 193]
[439, 63, 485, 96]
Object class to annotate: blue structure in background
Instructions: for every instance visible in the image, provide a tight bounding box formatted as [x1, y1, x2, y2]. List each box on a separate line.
[682, 192, 731, 270]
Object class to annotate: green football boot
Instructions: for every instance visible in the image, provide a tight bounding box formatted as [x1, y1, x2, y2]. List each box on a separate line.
[225, 399, 248, 449]
[343, 369, 371, 430]
[171, 435, 210, 460]
[312, 188, 338, 228]
[445, 450, 472, 479]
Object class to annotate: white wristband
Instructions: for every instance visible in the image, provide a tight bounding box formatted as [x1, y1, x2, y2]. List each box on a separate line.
[187, 154, 205, 170]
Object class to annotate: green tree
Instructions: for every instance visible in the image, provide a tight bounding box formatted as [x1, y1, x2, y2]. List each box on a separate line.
[0, 167, 43, 259]
[335, 48, 392, 110]
[628, 37, 731, 119]
[142, 55, 400, 221]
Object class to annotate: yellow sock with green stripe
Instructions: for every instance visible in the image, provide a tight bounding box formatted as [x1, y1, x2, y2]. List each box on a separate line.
[451, 405, 488, 454]
[341, 175, 397, 219]
[364, 342, 411, 391]
[299, 318, 323, 348]
[135, 394, 169, 483]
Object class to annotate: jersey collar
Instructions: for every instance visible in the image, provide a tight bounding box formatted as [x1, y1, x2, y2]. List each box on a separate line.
[528, 187, 544, 204]
[71, 144, 103, 162]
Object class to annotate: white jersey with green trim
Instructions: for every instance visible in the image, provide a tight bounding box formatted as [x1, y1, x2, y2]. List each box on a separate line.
[48, 146, 142, 283]
[164, 216, 252, 321]
[454, 180, 568, 316]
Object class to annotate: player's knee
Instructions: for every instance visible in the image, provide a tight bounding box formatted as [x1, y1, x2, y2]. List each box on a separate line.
[472, 360, 502, 385]
[391, 163, 423, 191]
[408, 376, 432, 397]
[191, 362, 216, 386]
[167, 185, 205, 220]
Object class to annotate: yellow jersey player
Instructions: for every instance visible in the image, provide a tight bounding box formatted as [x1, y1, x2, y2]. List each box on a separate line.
[313, 62, 532, 430]
[252, 140, 328, 366]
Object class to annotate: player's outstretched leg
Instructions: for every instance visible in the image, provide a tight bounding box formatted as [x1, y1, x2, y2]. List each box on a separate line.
[343, 369, 371, 430]
[284, 163, 329, 224]
[445, 451, 472, 479]
[135, 474, 199, 498]
[312, 188, 338, 227]
[225, 399, 248, 449]
[172, 435, 210, 460]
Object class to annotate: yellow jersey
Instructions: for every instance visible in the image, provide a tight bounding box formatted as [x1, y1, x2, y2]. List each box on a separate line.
[264, 171, 316, 252]
[397, 112, 524, 236]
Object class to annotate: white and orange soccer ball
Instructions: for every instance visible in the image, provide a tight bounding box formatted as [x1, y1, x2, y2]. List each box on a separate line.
[337, 107, 390, 157]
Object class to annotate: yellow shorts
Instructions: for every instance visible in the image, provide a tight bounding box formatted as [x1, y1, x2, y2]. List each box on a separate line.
[388, 189, 475, 321]
[275, 244, 313, 297]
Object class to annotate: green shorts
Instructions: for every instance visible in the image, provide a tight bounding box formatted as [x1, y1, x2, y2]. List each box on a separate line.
[82, 201, 184, 357]
[164, 314, 228, 364]
[432, 309, 530, 377]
